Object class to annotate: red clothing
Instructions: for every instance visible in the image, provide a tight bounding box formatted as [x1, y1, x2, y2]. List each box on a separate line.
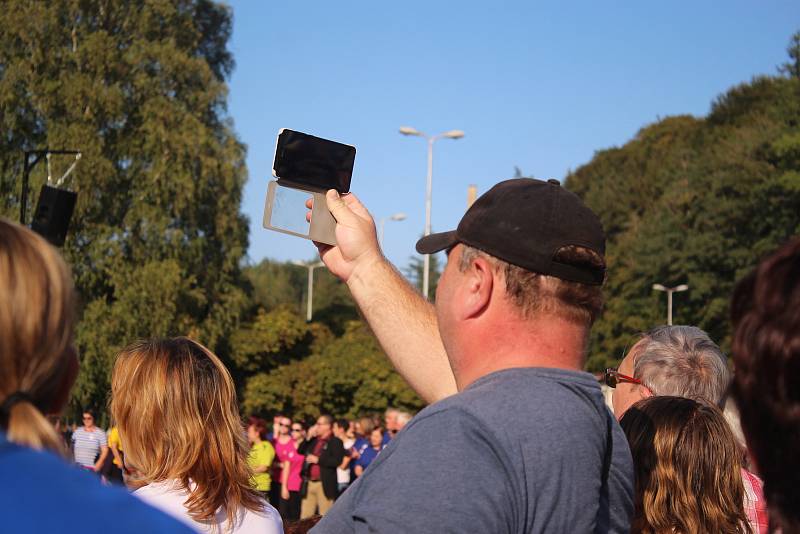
[742, 468, 768, 534]
[309, 436, 328, 481]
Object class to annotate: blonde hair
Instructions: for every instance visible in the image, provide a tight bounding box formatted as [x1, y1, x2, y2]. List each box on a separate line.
[0, 218, 75, 454]
[621, 396, 752, 534]
[111, 337, 263, 527]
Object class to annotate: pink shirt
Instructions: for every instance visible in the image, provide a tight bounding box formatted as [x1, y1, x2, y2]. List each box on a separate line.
[275, 440, 304, 492]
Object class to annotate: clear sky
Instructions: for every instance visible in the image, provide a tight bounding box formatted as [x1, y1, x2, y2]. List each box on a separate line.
[227, 1, 799, 270]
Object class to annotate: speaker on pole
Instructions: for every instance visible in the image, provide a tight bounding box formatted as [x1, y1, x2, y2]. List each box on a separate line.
[31, 185, 77, 247]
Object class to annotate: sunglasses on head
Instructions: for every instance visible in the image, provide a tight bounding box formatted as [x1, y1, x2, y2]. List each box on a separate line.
[603, 368, 643, 389]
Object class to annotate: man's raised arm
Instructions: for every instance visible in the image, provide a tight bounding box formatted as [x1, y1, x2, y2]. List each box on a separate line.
[312, 190, 457, 404]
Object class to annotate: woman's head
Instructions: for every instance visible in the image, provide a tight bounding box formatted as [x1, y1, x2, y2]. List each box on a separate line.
[731, 237, 800, 532]
[247, 416, 268, 443]
[369, 428, 383, 448]
[620, 396, 751, 534]
[111, 337, 262, 523]
[0, 218, 78, 453]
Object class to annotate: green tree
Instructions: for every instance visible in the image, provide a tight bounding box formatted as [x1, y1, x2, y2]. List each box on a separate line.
[243, 321, 424, 420]
[404, 252, 442, 300]
[566, 56, 800, 372]
[0, 1, 248, 414]
[780, 31, 800, 79]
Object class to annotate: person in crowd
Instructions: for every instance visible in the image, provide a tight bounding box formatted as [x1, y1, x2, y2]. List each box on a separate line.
[299, 414, 344, 519]
[382, 408, 398, 444]
[279, 421, 306, 521]
[730, 237, 800, 533]
[394, 411, 412, 434]
[104, 422, 125, 484]
[247, 416, 276, 503]
[111, 337, 282, 533]
[621, 396, 752, 533]
[271, 415, 293, 505]
[0, 218, 193, 533]
[278, 421, 306, 521]
[352, 416, 374, 455]
[72, 409, 109, 474]
[603, 324, 767, 533]
[308, 179, 633, 533]
[353, 427, 385, 478]
[333, 418, 354, 495]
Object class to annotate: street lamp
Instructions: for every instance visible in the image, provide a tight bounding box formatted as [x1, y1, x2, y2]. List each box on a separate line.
[292, 260, 325, 322]
[652, 283, 689, 325]
[399, 126, 464, 299]
[378, 212, 407, 248]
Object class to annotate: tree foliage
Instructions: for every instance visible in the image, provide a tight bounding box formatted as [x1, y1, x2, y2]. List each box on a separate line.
[566, 55, 800, 371]
[243, 321, 424, 420]
[0, 0, 248, 414]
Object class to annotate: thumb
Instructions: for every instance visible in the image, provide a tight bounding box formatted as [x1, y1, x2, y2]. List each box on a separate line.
[325, 189, 357, 225]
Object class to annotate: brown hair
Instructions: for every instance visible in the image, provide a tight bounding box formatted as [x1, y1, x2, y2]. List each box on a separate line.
[621, 396, 751, 534]
[111, 337, 263, 527]
[0, 218, 76, 454]
[248, 416, 268, 441]
[459, 244, 604, 325]
[731, 237, 800, 533]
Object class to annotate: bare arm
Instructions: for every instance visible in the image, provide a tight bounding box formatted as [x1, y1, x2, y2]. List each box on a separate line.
[314, 190, 457, 403]
[94, 445, 109, 472]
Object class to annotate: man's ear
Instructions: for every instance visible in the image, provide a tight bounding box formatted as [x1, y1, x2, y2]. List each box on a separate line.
[639, 384, 654, 401]
[460, 256, 494, 319]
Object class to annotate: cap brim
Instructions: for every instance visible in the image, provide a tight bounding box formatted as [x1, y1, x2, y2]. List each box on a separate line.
[416, 230, 458, 254]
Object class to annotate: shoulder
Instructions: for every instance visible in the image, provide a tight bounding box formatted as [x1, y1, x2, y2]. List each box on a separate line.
[0, 444, 191, 533]
[238, 502, 283, 534]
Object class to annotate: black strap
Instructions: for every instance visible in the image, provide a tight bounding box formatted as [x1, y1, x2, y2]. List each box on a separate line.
[0, 391, 37, 419]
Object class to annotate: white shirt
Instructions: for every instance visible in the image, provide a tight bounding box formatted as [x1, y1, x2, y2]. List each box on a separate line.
[337, 437, 355, 484]
[134, 480, 282, 534]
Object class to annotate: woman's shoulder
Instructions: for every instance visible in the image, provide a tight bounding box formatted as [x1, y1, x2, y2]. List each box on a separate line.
[237, 501, 283, 534]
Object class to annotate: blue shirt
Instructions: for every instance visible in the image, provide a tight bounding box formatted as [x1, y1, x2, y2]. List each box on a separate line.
[0, 433, 192, 533]
[313, 368, 634, 534]
[354, 445, 384, 473]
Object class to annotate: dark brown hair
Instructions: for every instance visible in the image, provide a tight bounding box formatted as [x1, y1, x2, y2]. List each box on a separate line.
[621, 396, 751, 534]
[248, 416, 268, 440]
[459, 244, 605, 325]
[731, 236, 800, 533]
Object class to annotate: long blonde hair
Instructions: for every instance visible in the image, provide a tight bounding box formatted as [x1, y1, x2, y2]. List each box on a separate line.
[621, 396, 752, 534]
[110, 337, 263, 526]
[0, 218, 76, 454]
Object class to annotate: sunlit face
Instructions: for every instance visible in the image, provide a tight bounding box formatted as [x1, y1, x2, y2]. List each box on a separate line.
[82, 413, 94, 429]
[279, 418, 291, 436]
[435, 245, 464, 358]
[370, 428, 383, 448]
[611, 340, 652, 419]
[247, 424, 260, 443]
[316, 417, 332, 438]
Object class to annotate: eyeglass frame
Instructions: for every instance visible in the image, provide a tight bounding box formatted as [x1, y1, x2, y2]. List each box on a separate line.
[603, 368, 643, 389]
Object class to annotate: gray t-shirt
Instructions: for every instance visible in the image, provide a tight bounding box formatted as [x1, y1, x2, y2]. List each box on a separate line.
[312, 367, 633, 533]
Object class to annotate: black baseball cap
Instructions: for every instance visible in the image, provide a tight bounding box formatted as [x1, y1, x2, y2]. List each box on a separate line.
[416, 178, 606, 285]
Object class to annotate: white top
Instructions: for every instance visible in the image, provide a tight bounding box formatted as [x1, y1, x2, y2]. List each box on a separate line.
[71, 427, 107, 468]
[134, 480, 283, 534]
[337, 437, 355, 484]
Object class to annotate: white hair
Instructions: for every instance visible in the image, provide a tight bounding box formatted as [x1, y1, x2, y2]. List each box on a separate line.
[633, 325, 730, 406]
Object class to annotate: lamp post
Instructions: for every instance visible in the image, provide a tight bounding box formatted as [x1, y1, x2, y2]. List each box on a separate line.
[292, 260, 325, 322]
[378, 212, 407, 248]
[399, 126, 464, 299]
[652, 283, 689, 325]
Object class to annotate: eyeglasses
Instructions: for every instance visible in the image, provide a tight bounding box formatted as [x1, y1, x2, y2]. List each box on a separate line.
[279, 423, 290, 428]
[604, 368, 643, 388]
[291, 428, 302, 432]
[82, 416, 93, 420]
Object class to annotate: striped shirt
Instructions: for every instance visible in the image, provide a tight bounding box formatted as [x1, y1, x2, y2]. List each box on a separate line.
[72, 427, 107, 468]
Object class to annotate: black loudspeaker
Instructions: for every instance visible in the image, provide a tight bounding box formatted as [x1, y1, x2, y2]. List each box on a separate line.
[31, 185, 77, 247]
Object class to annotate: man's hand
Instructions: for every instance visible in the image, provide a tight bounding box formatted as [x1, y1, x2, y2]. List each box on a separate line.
[308, 190, 383, 283]
[306, 454, 319, 464]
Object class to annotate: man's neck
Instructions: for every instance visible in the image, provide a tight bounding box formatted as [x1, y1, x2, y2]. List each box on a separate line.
[453, 314, 589, 391]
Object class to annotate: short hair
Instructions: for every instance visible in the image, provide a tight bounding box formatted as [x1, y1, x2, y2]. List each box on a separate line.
[334, 418, 349, 430]
[357, 416, 375, 436]
[318, 414, 333, 425]
[0, 218, 76, 454]
[111, 337, 263, 525]
[620, 396, 750, 534]
[395, 411, 412, 427]
[458, 245, 604, 325]
[248, 416, 268, 440]
[632, 325, 730, 406]
[731, 237, 800, 532]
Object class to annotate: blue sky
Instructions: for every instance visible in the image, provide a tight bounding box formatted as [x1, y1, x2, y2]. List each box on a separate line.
[227, 1, 799, 270]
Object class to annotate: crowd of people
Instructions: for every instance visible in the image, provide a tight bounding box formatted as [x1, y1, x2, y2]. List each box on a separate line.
[0, 175, 798, 534]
